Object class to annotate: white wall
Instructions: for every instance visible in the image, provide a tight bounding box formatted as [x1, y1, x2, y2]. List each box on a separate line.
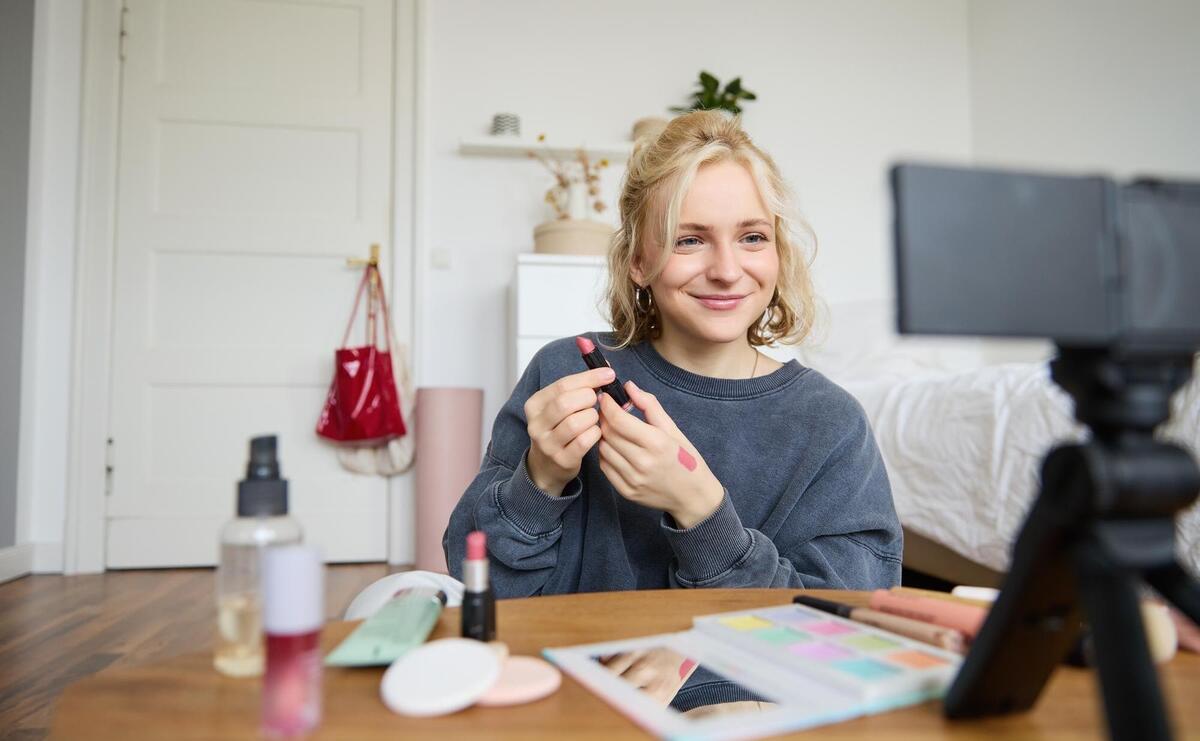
[421, 0, 973, 431]
[18, 0, 83, 572]
[968, 0, 1200, 179]
[965, 0, 1200, 365]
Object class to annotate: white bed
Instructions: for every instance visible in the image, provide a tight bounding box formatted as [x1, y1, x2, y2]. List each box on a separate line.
[792, 299, 1200, 583]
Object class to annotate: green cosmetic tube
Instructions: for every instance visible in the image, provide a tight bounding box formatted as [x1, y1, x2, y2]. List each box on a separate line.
[325, 587, 448, 667]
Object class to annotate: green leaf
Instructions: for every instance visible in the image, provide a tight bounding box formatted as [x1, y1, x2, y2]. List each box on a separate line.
[725, 77, 742, 95]
[699, 70, 719, 92]
[740, 90, 757, 101]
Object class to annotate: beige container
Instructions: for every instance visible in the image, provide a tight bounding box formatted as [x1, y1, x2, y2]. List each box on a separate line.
[414, 387, 484, 574]
[533, 219, 613, 256]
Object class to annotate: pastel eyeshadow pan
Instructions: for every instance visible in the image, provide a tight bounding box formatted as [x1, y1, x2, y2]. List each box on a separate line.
[805, 621, 857, 636]
[751, 626, 810, 645]
[887, 650, 949, 669]
[718, 615, 775, 631]
[839, 634, 901, 652]
[789, 642, 854, 661]
[832, 658, 903, 681]
[772, 611, 821, 630]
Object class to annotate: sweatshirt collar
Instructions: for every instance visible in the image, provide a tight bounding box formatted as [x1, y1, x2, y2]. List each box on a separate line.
[626, 337, 806, 400]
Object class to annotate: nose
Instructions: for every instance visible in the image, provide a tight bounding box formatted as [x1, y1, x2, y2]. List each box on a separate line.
[706, 241, 743, 284]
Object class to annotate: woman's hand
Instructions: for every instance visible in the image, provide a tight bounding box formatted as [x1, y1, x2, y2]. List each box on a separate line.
[524, 367, 615, 496]
[600, 647, 698, 706]
[597, 380, 725, 528]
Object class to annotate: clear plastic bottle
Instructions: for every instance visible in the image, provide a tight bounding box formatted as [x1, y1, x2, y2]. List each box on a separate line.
[214, 435, 303, 677]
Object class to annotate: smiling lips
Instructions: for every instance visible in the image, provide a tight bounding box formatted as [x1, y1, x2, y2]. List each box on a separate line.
[692, 294, 747, 311]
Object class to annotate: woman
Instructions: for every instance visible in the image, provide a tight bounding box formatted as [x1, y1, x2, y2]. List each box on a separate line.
[444, 111, 901, 596]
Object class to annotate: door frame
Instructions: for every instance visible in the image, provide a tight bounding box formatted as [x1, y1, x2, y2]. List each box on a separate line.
[65, 0, 424, 573]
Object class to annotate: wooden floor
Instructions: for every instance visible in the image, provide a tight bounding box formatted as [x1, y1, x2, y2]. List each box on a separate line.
[0, 563, 403, 741]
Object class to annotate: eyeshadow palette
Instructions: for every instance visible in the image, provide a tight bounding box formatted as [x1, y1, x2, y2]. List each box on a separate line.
[544, 600, 964, 740]
[693, 604, 960, 706]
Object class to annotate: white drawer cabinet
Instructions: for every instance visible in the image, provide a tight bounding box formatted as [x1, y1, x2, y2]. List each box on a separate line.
[510, 254, 610, 384]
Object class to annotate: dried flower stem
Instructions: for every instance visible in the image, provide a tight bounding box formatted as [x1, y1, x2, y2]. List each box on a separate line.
[527, 134, 609, 220]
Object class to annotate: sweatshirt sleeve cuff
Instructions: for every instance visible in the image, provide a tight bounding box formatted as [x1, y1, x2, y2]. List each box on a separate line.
[494, 450, 582, 538]
[661, 491, 753, 584]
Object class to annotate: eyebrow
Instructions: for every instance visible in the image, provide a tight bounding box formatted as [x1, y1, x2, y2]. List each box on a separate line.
[677, 218, 772, 232]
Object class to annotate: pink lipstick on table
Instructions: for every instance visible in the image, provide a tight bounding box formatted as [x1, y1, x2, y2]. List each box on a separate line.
[575, 336, 633, 411]
[461, 531, 496, 641]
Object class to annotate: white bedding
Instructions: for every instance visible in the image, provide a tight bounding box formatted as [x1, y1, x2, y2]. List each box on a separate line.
[843, 361, 1200, 576]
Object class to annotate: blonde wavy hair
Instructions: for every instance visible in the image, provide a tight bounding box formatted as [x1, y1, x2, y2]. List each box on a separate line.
[605, 110, 817, 349]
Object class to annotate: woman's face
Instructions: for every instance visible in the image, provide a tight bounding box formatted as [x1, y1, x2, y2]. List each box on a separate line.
[638, 160, 779, 347]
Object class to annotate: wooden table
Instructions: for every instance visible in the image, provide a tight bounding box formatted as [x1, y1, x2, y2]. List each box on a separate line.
[50, 589, 1200, 739]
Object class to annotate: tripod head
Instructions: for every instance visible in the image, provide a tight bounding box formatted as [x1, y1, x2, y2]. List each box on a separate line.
[1051, 347, 1199, 520]
[1052, 347, 1195, 442]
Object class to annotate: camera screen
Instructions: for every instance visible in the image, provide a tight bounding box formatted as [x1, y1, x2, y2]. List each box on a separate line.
[891, 163, 1119, 343]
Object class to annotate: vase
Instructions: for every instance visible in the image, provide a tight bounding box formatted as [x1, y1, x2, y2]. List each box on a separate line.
[533, 219, 613, 256]
[567, 182, 589, 220]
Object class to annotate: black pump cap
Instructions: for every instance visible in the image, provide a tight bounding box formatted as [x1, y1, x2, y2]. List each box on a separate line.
[237, 435, 289, 517]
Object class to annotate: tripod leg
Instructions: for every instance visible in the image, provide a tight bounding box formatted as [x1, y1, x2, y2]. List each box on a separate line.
[1145, 561, 1200, 627]
[1076, 534, 1172, 741]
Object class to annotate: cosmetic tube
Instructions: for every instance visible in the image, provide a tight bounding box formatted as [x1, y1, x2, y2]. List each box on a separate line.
[325, 587, 447, 667]
[869, 589, 987, 639]
[261, 545, 324, 738]
[462, 531, 496, 641]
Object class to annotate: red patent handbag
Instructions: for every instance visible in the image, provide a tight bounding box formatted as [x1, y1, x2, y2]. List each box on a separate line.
[316, 265, 407, 445]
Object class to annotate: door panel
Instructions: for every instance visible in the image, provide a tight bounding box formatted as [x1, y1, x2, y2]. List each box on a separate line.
[107, 0, 395, 567]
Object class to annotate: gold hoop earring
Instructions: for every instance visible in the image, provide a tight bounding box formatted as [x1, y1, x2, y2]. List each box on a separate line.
[634, 285, 654, 313]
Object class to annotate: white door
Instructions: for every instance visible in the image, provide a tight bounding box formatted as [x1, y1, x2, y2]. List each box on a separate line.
[106, 0, 396, 567]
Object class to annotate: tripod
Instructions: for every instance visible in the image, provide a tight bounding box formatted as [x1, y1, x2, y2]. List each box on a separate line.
[943, 346, 1200, 740]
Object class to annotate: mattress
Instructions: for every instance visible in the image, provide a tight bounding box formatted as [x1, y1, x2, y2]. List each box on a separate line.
[842, 360, 1200, 576]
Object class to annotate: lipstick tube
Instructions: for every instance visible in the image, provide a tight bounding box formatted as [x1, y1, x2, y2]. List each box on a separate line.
[462, 531, 496, 641]
[575, 336, 632, 410]
[868, 589, 988, 639]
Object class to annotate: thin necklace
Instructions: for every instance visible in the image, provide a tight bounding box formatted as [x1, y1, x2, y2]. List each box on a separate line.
[749, 350, 760, 379]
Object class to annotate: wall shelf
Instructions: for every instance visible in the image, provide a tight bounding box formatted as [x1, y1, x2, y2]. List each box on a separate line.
[459, 136, 633, 161]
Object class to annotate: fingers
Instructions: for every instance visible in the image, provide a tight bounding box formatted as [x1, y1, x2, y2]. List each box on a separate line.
[597, 392, 658, 449]
[624, 380, 680, 434]
[601, 651, 642, 675]
[621, 660, 660, 689]
[528, 386, 604, 436]
[553, 410, 602, 460]
[598, 439, 637, 496]
[598, 401, 650, 465]
[524, 367, 615, 422]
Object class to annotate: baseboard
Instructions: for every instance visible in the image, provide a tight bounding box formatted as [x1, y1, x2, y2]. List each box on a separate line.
[33, 540, 64, 573]
[0, 543, 35, 584]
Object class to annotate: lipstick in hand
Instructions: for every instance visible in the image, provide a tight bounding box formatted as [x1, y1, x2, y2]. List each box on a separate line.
[575, 336, 633, 410]
[461, 531, 496, 641]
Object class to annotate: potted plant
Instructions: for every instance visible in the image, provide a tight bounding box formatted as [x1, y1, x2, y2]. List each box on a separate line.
[529, 136, 613, 256]
[631, 70, 758, 141]
[671, 70, 758, 115]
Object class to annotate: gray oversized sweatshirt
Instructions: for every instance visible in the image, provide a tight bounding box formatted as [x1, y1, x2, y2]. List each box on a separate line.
[443, 333, 902, 595]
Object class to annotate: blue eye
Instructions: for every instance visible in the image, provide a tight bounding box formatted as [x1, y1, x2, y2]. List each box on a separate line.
[674, 236, 703, 249]
[742, 233, 768, 246]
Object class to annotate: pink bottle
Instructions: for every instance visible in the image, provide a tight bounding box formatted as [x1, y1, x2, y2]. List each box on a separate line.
[260, 545, 324, 737]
